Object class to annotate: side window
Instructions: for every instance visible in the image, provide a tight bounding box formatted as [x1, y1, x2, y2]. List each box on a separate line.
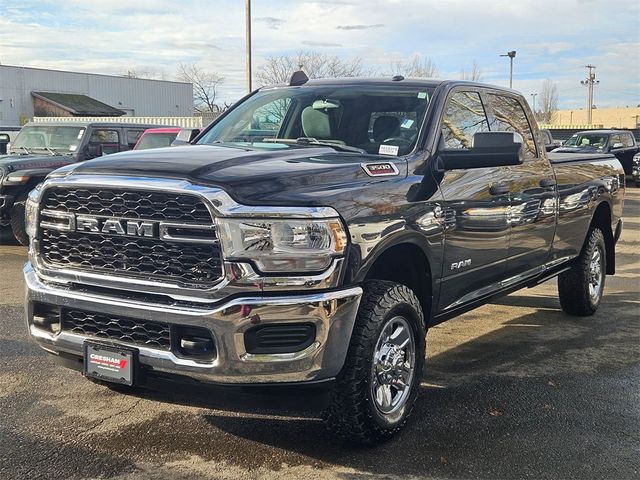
[610, 134, 621, 148]
[441, 91, 489, 149]
[622, 133, 634, 147]
[486, 93, 538, 159]
[126, 129, 145, 148]
[251, 99, 291, 134]
[89, 129, 120, 155]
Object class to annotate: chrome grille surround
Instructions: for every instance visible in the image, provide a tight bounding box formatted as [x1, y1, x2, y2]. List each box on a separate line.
[29, 175, 345, 303]
[38, 185, 223, 289]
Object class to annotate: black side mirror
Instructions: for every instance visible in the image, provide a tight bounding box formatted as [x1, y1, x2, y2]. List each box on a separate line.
[86, 144, 103, 159]
[0, 134, 9, 155]
[438, 131, 524, 170]
[171, 128, 201, 146]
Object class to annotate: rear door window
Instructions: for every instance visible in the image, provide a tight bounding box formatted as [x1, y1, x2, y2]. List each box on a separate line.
[89, 129, 121, 155]
[126, 129, 145, 148]
[486, 93, 538, 159]
[622, 133, 635, 147]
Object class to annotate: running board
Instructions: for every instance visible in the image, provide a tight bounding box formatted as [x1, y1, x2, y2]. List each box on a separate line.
[530, 265, 572, 286]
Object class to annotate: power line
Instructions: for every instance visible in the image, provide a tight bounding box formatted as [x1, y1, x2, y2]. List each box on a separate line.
[580, 65, 599, 124]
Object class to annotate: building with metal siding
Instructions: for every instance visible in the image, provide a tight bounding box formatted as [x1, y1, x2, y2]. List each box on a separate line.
[0, 65, 193, 126]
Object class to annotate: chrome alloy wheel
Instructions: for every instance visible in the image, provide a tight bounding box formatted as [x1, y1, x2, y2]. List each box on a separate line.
[588, 246, 603, 301]
[371, 316, 416, 415]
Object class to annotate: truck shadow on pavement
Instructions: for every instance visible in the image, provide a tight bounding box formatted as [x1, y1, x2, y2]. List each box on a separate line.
[106, 291, 639, 478]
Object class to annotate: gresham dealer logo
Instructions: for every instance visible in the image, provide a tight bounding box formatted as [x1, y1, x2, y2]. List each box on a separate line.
[89, 353, 128, 370]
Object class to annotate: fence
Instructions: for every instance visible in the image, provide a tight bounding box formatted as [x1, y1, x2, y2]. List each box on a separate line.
[32, 116, 211, 128]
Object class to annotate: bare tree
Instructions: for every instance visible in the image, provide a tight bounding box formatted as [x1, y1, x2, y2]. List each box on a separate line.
[123, 67, 168, 80]
[460, 60, 482, 81]
[176, 63, 224, 113]
[256, 51, 365, 86]
[538, 79, 559, 123]
[388, 55, 438, 78]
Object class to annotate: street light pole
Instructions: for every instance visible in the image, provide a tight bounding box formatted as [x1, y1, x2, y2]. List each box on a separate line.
[500, 50, 516, 88]
[245, 0, 252, 93]
[581, 65, 599, 125]
[531, 93, 537, 115]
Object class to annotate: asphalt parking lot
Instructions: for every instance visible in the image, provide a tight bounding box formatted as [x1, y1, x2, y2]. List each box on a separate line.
[1, 189, 638, 480]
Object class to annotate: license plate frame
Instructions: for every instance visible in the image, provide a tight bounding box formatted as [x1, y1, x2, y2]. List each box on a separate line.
[83, 341, 137, 386]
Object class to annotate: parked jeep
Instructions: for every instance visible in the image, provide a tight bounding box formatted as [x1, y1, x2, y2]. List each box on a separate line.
[0, 121, 162, 244]
[0, 126, 22, 155]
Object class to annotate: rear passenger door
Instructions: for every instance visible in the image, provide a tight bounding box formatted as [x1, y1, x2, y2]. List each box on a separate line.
[87, 128, 122, 158]
[436, 89, 512, 312]
[125, 128, 146, 150]
[484, 92, 557, 280]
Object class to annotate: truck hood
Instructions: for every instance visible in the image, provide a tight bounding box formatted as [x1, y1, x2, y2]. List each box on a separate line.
[553, 146, 607, 154]
[0, 153, 75, 173]
[67, 144, 407, 206]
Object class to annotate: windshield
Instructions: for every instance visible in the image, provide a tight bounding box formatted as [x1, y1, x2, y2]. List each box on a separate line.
[563, 133, 609, 149]
[197, 85, 434, 156]
[134, 132, 178, 150]
[10, 125, 85, 154]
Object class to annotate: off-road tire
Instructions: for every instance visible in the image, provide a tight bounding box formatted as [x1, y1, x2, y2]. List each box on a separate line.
[558, 228, 606, 316]
[9, 197, 29, 246]
[323, 280, 426, 445]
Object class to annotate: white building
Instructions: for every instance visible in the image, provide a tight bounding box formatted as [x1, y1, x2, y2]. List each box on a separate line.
[0, 65, 193, 126]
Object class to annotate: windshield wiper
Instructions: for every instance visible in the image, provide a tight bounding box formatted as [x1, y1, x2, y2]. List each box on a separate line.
[264, 137, 367, 154]
[19, 146, 31, 154]
[45, 147, 57, 156]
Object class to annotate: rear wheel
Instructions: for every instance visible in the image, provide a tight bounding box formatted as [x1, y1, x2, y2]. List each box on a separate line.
[558, 228, 606, 316]
[9, 196, 28, 246]
[323, 280, 426, 445]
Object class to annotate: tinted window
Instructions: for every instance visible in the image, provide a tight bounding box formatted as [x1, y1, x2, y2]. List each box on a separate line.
[441, 91, 489, 149]
[622, 133, 634, 147]
[134, 132, 178, 150]
[198, 85, 433, 156]
[89, 129, 120, 155]
[486, 93, 537, 158]
[126, 129, 145, 147]
[610, 134, 622, 148]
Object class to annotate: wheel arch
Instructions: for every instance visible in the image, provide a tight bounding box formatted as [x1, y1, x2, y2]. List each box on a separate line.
[355, 234, 436, 320]
[590, 200, 615, 274]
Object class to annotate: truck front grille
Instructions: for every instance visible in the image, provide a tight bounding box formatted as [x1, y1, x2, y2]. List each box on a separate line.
[38, 187, 223, 288]
[62, 308, 171, 350]
[43, 187, 212, 223]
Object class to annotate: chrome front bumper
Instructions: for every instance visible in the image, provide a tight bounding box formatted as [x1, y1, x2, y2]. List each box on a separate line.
[24, 263, 362, 385]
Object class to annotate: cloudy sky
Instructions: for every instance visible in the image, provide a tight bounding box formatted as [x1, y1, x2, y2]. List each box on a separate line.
[1, 0, 638, 109]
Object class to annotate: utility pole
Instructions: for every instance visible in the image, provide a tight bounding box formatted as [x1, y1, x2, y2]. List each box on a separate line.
[500, 50, 516, 88]
[581, 65, 599, 125]
[245, 0, 252, 93]
[530, 93, 537, 116]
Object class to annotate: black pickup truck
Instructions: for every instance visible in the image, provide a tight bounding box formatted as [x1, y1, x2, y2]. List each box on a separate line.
[554, 129, 639, 176]
[0, 121, 161, 244]
[23, 75, 624, 445]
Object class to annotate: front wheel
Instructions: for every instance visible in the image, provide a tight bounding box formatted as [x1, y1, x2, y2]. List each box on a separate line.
[323, 280, 426, 445]
[558, 228, 606, 316]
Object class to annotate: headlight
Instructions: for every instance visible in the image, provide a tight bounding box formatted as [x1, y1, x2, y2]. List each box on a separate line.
[217, 218, 347, 273]
[25, 184, 43, 239]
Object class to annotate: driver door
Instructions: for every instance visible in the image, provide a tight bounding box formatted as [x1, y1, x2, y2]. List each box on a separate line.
[436, 89, 512, 312]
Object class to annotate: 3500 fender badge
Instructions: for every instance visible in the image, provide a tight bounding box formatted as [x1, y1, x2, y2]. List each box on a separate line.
[361, 162, 400, 177]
